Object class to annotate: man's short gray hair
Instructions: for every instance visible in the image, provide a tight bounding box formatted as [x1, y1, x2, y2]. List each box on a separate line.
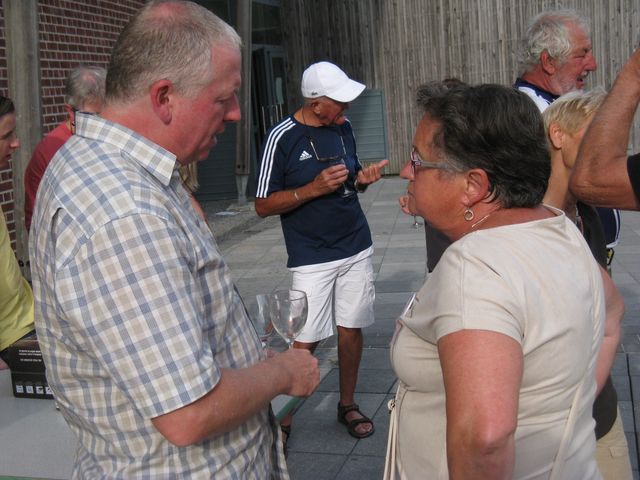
[519, 9, 591, 74]
[106, 0, 241, 103]
[65, 66, 106, 108]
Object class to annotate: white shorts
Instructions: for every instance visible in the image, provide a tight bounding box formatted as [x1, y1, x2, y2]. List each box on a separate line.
[291, 248, 375, 343]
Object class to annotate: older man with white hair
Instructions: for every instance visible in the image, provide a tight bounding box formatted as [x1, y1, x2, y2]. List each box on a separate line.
[514, 9, 597, 110]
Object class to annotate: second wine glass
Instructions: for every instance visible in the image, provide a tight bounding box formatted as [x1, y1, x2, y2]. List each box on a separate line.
[246, 294, 275, 349]
[269, 289, 308, 348]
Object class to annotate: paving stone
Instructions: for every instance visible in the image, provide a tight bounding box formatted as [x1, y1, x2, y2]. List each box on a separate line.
[374, 280, 425, 294]
[612, 272, 638, 286]
[614, 375, 632, 401]
[365, 318, 396, 336]
[619, 399, 633, 426]
[619, 283, 640, 298]
[372, 300, 411, 317]
[357, 347, 395, 370]
[623, 342, 640, 353]
[622, 334, 640, 345]
[381, 246, 427, 263]
[363, 333, 394, 348]
[287, 452, 346, 480]
[317, 368, 396, 394]
[613, 353, 630, 375]
[628, 357, 640, 376]
[334, 455, 387, 480]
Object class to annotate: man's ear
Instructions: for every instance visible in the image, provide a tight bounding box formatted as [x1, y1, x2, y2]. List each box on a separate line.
[463, 168, 491, 205]
[310, 99, 322, 115]
[548, 122, 564, 150]
[150, 79, 173, 124]
[63, 103, 75, 121]
[540, 50, 556, 75]
[63, 104, 76, 133]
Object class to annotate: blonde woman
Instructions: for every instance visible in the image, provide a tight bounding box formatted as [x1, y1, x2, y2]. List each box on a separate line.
[180, 162, 207, 223]
[543, 90, 631, 480]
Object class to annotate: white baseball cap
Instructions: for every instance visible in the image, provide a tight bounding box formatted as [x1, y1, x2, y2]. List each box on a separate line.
[301, 61, 366, 103]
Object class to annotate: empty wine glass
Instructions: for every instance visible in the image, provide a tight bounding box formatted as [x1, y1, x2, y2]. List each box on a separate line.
[269, 289, 308, 348]
[246, 294, 275, 349]
[330, 158, 356, 198]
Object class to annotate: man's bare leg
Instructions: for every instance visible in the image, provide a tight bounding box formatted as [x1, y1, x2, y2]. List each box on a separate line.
[337, 326, 372, 436]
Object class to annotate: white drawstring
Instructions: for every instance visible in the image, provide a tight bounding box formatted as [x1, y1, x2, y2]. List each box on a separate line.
[383, 397, 398, 480]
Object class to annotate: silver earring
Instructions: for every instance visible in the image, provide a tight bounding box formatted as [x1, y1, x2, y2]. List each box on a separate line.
[464, 208, 474, 221]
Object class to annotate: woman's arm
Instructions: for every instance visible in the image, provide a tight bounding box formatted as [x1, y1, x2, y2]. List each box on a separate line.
[595, 265, 624, 395]
[438, 330, 523, 480]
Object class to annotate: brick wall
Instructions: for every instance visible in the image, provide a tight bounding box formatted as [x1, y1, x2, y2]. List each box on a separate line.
[39, 0, 144, 131]
[0, 0, 145, 249]
[0, 6, 10, 240]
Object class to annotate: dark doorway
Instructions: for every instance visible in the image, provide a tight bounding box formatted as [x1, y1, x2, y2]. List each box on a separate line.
[249, 45, 287, 197]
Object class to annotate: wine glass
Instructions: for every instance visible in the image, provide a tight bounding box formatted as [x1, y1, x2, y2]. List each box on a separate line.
[245, 294, 275, 349]
[269, 289, 308, 348]
[330, 158, 356, 198]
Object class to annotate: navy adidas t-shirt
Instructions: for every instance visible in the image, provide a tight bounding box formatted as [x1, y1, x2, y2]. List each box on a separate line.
[257, 115, 372, 268]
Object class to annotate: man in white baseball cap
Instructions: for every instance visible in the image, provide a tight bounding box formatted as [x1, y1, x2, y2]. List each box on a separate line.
[255, 61, 388, 451]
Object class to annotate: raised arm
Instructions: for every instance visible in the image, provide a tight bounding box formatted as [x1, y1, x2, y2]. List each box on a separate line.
[254, 164, 348, 217]
[570, 48, 640, 209]
[438, 330, 523, 480]
[255, 159, 388, 218]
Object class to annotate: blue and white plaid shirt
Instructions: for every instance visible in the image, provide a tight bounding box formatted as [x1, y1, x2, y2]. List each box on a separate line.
[30, 113, 287, 479]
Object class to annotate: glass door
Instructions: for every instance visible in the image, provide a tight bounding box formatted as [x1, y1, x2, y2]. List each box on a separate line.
[249, 45, 287, 195]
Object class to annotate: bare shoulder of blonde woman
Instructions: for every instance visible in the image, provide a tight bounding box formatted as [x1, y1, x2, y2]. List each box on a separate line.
[179, 163, 207, 223]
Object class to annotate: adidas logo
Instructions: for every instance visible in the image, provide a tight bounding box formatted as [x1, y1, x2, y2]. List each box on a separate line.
[299, 150, 313, 161]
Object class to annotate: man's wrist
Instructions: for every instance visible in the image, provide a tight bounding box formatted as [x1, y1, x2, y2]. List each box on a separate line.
[293, 185, 309, 204]
[355, 179, 368, 193]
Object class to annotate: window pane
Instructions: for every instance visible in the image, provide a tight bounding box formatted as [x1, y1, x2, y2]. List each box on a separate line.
[252, 3, 281, 45]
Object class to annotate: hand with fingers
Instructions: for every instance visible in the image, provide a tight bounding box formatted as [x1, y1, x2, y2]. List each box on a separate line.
[311, 164, 349, 195]
[356, 159, 389, 188]
[398, 194, 413, 215]
[270, 348, 320, 397]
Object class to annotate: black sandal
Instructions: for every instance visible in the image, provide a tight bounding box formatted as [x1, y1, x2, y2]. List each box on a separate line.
[280, 424, 291, 457]
[337, 402, 375, 439]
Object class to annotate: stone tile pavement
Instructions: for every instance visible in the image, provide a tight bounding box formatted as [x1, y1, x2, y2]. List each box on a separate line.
[207, 176, 640, 480]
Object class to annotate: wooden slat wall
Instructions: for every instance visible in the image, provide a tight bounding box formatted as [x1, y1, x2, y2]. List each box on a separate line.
[348, 90, 388, 161]
[281, 0, 640, 173]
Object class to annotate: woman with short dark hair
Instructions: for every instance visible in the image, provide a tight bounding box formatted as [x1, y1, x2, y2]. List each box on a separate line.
[384, 84, 608, 479]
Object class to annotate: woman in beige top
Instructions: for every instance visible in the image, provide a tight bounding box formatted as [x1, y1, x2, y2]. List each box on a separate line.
[385, 83, 613, 479]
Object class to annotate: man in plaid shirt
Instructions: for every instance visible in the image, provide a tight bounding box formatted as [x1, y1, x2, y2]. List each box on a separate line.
[29, 1, 319, 478]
